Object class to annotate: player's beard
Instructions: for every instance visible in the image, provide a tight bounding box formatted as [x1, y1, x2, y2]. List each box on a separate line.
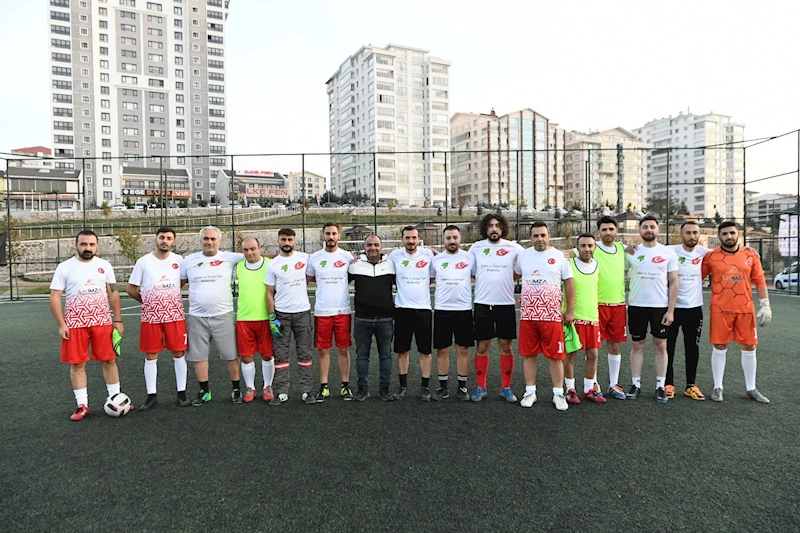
[158, 243, 171, 252]
[601, 235, 615, 246]
[722, 238, 737, 249]
[325, 239, 337, 251]
[641, 233, 656, 242]
[533, 242, 547, 251]
[405, 243, 417, 254]
[446, 242, 459, 253]
[488, 232, 501, 243]
[682, 238, 698, 248]
[80, 250, 94, 260]
[280, 244, 294, 254]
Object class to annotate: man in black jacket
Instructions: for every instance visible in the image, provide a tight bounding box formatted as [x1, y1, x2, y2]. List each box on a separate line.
[348, 234, 396, 401]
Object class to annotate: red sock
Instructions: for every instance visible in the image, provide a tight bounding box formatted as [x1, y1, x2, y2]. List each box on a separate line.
[500, 354, 514, 389]
[475, 355, 489, 389]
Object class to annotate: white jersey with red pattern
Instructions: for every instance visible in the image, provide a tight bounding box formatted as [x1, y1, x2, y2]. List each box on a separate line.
[50, 256, 117, 329]
[515, 247, 573, 322]
[129, 251, 185, 324]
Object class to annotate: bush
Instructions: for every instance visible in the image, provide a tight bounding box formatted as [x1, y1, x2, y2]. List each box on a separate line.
[101, 202, 112, 217]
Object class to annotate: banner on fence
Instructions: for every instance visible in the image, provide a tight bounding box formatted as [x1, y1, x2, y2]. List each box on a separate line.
[779, 214, 798, 256]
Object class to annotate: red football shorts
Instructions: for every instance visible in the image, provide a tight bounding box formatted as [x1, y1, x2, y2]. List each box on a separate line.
[236, 320, 274, 358]
[519, 320, 566, 360]
[599, 304, 627, 343]
[709, 312, 758, 346]
[574, 322, 602, 350]
[140, 320, 188, 354]
[315, 314, 352, 349]
[61, 324, 115, 364]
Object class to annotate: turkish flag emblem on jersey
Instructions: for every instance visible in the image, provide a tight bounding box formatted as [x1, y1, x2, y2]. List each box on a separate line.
[294, 262, 305, 270]
[496, 249, 509, 256]
[455, 262, 469, 269]
[172, 263, 180, 269]
[98, 268, 105, 274]
[691, 257, 702, 265]
[209, 260, 223, 267]
[333, 260, 346, 268]
[652, 256, 666, 264]
[415, 260, 429, 268]
[547, 258, 556, 265]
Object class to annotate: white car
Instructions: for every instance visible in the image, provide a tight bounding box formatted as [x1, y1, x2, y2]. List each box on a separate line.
[111, 204, 127, 211]
[134, 202, 147, 211]
[248, 204, 262, 209]
[774, 263, 798, 290]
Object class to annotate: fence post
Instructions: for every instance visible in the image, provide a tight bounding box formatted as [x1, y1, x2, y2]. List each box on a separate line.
[373, 153, 377, 234]
[5, 165, 13, 300]
[444, 151, 448, 227]
[742, 146, 747, 243]
[301, 153, 306, 252]
[516, 150, 520, 242]
[796, 130, 800, 296]
[81, 158, 87, 226]
[230, 155, 235, 251]
[665, 148, 671, 245]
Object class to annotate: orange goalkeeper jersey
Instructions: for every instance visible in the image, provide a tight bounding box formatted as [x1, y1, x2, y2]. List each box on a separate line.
[702, 247, 766, 314]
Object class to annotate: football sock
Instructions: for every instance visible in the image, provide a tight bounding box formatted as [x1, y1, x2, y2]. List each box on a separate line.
[711, 348, 727, 389]
[553, 387, 564, 397]
[174, 356, 187, 392]
[420, 377, 429, 388]
[320, 382, 328, 389]
[656, 376, 666, 389]
[526, 385, 536, 395]
[438, 374, 448, 390]
[584, 378, 594, 394]
[107, 382, 120, 396]
[241, 362, 255, 390]
[231, 380, 240, 391]
[177, 390, 187, 401]
[593, 370, 598, 386]
[500, 354, 514, 389]
[262, 358, 275, 388]
[399, 374, 408, 388]
[74, 388, 88, 407]
[608, 354, 621, 387]
[341, 381, 349, 388]
[741, 350, 757, 391]
[144, 359, 158, 395]
[475, 355, 489, 389]
[565, 378, 575, 391]
[200, 380, 210, 394]
[457, 375, 468, 390]
[632, 376, 641, 388]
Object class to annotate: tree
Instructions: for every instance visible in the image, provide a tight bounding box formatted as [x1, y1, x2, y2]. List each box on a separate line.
[115, 228, 142, 269]
[677, 200, 690, 216]
[714, 210, 723, 224]
[198, 199, 208, 207]
[101, 201, 112, 217]
[644, 195, 682, 218]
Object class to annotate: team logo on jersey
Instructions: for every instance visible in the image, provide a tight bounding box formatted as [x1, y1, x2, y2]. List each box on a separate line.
[415, 260, 429, 268]
[678, 257, 687, 265]
[401, 260, 410, 269]
[172, 263, 179, 269]
[318, 260, 328, 270]
[635, 255, 646, 264]
[744, 257, 752, 266]
[280, 264, 289, 273]
[652, 256, 666, 264]
[482, 248, 491, 256]
[532, 270, 541, 276]
[691, 257, 702, 265]
[333, 260, 346, 268]
[294, 262, 305, 270]
[547, 258, 556, 265]
[196, 262, 204, 268]
[98, 268, 105, 274]
[455, 262, 469, 269]
[497, 249, 509, 257]
[440, 262, 450, 270]
[209, 260, 223, 267]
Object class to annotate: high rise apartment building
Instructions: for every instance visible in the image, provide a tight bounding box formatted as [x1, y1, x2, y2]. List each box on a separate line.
[633, 111, 745, 219]
[326, 44, 451, 206]
[449, 109, 552, 208]
[563, 128, 649, 213]
[47, 0, 229, 206]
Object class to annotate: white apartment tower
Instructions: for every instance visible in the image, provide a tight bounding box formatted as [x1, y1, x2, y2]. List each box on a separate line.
[47, 0, 230, 206]
[633, 111, 745, 219]
[326, 44, 451, 206]
[563, 128, 649, 213]
[449, 109, 552, 208]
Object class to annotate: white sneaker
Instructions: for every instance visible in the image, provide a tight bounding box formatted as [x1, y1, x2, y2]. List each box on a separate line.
[520, 391, 537, 408]
[553, 394, 569, 411]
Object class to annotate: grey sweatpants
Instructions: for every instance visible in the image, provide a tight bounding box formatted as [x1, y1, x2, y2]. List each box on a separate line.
[272, 310, 314, 396]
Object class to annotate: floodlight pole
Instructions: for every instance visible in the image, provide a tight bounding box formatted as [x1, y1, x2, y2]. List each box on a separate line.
[742, 147, 747, 243]
[5, 165, 13, 300]
[81, 158, 86, 226]
[796, 130, 799, 296]
[373, 153, 377, 234]
[665, 148, 671, 245]
[444, 151, 449, 228]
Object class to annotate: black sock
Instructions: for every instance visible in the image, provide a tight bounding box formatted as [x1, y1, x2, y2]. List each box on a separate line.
[199, 381, 210, 393]
[232, 380, 240, 391]
[399, 374, 408, 388]
[147, 393, 156, 399]
[320, 382, 328, 389]
[177, 390, 187, 399]
[458, 375, 468, 390]
[438, 375, 448, 390]
[421, 377, 430, 388]
[341, 381, 349, 388]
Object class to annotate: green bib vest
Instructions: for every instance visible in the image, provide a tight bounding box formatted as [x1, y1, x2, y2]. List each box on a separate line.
[569, 258, 599, 322]
[594, 242, 625, 304]
[236, 258, 270, 321]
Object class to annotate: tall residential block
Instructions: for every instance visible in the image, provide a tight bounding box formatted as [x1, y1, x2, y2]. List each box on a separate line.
[449, 109, 552, 208]
[563, 128, 649, 213]
[326, 44, 451, 206]
[47, 0, 230, 206]
[633, 110, 745, 219]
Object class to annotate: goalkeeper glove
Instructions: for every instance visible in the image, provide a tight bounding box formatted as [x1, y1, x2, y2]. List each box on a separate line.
[755, 299, 771, 327]
[268, 313, 283, 338]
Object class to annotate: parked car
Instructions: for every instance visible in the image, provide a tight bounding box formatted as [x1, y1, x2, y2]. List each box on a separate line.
[58, 206, 74, 211]
[341, 203, 353, 208]
[134, 202, 147, 211]
[248, 204, 262, 209]
[111, 204, 127, 211]
[376, 201, 388, 208]
[396, 204, 410, 209]
[188, 203, 200, 208]
[322, 202, 340, 208]
[275, 203, 287, 210]
[774, 262, 798, 290]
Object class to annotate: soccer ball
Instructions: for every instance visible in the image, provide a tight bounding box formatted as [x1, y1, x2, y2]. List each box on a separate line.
[104, 393, 133, 417]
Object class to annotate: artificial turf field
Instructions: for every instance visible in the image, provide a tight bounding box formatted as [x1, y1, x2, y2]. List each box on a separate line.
[1, 294, 799, 532]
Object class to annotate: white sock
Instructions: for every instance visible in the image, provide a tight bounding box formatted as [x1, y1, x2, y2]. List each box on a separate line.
[632, 376, 641, 388]
[174, 356, 187, 392]
[553, 387, 564, 397]
[593, 370, 598, 386]
[262, 359, 275, 388]
[712, 348, 727, 389]
[608, 354, 621, 387]
[741, 350, 757, 391]
[526, 385, 536, 395]
[242, 361, 256, 390]
[565, 378, 575, 391]
[144, 359, 158, 394]
[656, 376, 666, 390]
[584, 378, 594, 394]
[74, 388, 88, 407]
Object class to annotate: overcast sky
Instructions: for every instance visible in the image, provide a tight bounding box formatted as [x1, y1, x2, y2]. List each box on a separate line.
[2, 0, 798, 196]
